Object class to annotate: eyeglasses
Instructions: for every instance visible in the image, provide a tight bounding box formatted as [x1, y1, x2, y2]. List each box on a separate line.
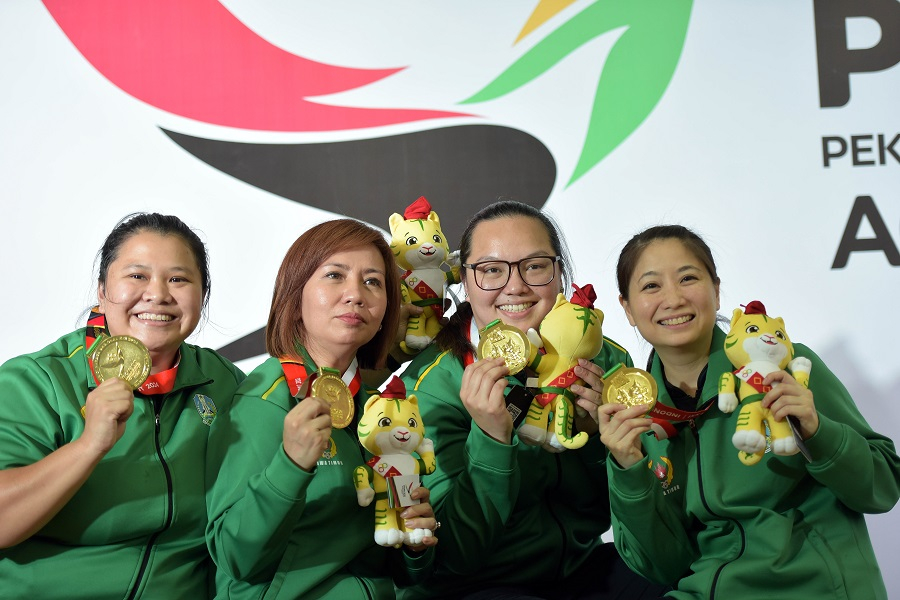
[462, 256, 561, 291]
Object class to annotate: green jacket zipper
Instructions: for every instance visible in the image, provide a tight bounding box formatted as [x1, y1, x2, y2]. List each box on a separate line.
[127, 397, 175, 600]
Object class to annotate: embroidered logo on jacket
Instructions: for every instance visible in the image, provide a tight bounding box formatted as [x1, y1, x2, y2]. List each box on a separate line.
[193, 394, 217, 425]
[318, 437, 343, 466]
[648, 456, 680, 495]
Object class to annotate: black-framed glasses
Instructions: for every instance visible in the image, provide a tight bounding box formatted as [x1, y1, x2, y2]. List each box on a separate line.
[462, 256, 561, 291]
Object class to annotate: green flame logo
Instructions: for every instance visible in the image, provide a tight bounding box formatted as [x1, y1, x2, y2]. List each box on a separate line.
[462, 0, 693, 186]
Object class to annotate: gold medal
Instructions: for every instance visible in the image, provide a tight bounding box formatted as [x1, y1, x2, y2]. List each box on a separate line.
[91, 335, 152, 390]
[476, 319, 532, 375]
[601, 364, 657, 412]
[311, 368, 354, 429]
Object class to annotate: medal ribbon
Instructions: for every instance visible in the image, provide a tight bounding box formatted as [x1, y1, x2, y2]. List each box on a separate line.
[85, 306, 107, 353]
[279, 359, 311, 398]
[647, 401, 714, 423]
[464, 318, 478, 367]
[137, 364, 178, 395]
[646, 400, 715, 440]
[279, 344, 361, 399]
[83, 307, 177, 395]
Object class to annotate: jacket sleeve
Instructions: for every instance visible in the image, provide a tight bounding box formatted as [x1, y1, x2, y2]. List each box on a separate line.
[205, 389, 313, 583]
[799, 346, 900, 513]
[607, 455, 697, 584]
[402, 364, 521, 576]
[0, 356, 65, 469]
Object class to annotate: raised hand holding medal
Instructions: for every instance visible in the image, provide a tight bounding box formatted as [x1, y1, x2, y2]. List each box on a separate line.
[79, 335, 152, 454]
[281, 345, 357, 471]
[287, 345, 356, 430]
[82, 335, 152, 419]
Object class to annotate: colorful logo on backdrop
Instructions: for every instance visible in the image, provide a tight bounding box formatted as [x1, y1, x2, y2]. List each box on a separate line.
[43, 0, 692, 359]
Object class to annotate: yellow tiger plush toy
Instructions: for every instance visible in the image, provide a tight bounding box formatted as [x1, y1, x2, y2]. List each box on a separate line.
[389, 196, 460, 352]
[717, 301, 812, 466]
[519, 283, 604, 452]
[354, 377, 436, 547]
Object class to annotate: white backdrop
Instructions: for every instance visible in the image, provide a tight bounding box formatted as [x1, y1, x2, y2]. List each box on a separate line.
[2, 1, 898, 594]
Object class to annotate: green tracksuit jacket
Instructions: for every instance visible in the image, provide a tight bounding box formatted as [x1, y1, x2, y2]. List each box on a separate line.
[609, 327, 900, 599]
[206, 357, 432, 600]
[0, 328, 245, 599]
[398, 329, 633, 598]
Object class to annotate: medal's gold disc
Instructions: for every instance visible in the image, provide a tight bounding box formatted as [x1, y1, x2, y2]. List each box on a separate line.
[476, 320, 531, 375]
[311, 370, 354, 429]
[601, 365, 657, 411]
[91, 335, 152, 390]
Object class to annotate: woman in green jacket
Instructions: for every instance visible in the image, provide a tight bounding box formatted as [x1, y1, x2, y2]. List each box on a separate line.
[601, 224, 900, 599]
[206, 219, 437, 599]
[399, 200, 667, 599]
[0, 213, 245, 599]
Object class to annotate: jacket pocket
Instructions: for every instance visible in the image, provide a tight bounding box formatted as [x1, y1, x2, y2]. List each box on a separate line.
[802, 526, 849, 600]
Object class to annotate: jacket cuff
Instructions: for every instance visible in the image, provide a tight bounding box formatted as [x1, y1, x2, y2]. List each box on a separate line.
[609, 455, 655, 499]
[402, 545, 435, 573]
[263, 445, 315, 500]
[466, 423, 518, 473]
[803, 413, 843, 466]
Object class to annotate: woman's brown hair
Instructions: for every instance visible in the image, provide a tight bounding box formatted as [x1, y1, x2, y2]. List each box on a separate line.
[265, 219, 401, 369]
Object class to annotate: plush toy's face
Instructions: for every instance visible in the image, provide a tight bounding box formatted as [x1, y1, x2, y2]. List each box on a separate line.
[539, 293, 604, 360]
[724, 309, 793, 368]
[389, 212, 450, 270]
[358, 394, 425, 455]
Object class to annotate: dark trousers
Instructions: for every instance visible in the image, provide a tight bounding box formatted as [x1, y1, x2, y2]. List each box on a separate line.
[456, 542, 670, 600]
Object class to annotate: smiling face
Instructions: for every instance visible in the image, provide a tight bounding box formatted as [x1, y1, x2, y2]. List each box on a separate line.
[98, 231, 203, 372]
[465, 215, 561, 334]
[300, 246, 388, 370]
[620, 238, 720, 360]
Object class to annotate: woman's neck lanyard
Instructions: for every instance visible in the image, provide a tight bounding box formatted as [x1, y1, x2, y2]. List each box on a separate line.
[463, 317, 480, 367]
[646, 366, 714, 440]
[279, 344, 362, 400]
[84, 306, 178, 395]
[647, 402, 716, 439]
